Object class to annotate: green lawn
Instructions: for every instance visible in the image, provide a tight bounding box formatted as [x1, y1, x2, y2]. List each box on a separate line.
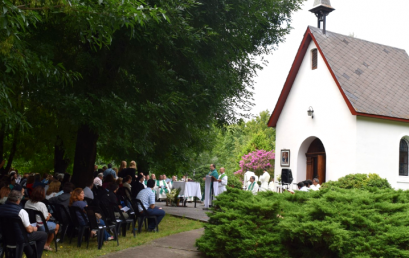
[44, 215, 203, 258]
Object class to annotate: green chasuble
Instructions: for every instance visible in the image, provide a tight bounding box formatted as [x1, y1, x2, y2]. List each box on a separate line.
[248, 182, 256, 191]
[208, 169, 219, 179]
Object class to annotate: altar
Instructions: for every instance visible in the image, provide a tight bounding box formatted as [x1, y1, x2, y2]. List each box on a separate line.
[172, 181, 202, 208]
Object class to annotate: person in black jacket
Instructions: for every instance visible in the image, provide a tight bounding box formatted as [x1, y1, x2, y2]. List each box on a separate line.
[131, 174, 145, 199]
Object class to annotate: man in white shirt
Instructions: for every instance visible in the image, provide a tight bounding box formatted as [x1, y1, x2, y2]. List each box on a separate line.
[0, 190, 48, 258]
[297, 182, 309, 192]
[247, 176, 259, 194]
[311, 178, 321, 190]
[93, 173, 103, 187]
[259, 170, 270, 192]
[217, 167, 228, 194]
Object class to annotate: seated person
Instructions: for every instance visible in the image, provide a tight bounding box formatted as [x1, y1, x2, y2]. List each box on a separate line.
[0, 190, 48, 258]
[123, 175, 132, 199]
[93, 173, 103, 187]
[136, 179, 165, 232]
[24, 186, 59, 251]
[45, 180, 61, 199]
[311, 178, 321, 190]
[102, 174, 115, 189]
[247, 176, 259, 194]
[297, 182, 309, 192]
[106, 183, 129, 219]
[304, 179, 313, 190]
[0, 186, 11, 204]
[131, 174, 146, 199]
[69, 188, 113, 241]
[83, 178, 94, 200]
[49, 182, 73, 209]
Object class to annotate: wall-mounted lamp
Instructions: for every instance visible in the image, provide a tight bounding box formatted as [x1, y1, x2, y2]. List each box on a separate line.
[307, 106, 314, 119]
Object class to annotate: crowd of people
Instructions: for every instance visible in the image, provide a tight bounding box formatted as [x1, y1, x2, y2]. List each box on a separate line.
[0, 161, 177, 258]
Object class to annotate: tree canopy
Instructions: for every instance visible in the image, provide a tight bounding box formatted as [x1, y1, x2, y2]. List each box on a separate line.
[0, 0, 303, 186]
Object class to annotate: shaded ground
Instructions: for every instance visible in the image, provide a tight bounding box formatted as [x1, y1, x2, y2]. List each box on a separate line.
[102, 228, 205, 258]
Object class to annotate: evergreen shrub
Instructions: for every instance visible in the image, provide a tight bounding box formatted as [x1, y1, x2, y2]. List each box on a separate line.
[321, 173, 391, 190]
[197, 177, 409, 258]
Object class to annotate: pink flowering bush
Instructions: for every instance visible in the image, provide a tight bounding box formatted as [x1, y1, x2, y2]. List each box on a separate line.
[234, 149, 275, 177]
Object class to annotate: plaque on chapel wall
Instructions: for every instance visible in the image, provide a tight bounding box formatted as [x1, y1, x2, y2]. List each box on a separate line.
[281, 149, 290, 167]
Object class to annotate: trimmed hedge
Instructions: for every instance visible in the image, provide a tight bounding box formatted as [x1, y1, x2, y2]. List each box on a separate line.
[197, 176, 409, 258]
[321, 173, 391, 190]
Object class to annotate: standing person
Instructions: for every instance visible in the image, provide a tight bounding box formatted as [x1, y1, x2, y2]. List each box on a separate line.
[103, 164, 117, 179]
[259, 170, 270, 192]
[25, 186, 60, 251]
[0, 190, 48, 258]
[121, 161, 137, 183]
[208, 164, 219, 181]
[136, 179, 166, 232]
[247, 176, 259, 194]
[217, 168, 228, 194]
[202, 164, 219, 200]
[118, 161, 127, 178]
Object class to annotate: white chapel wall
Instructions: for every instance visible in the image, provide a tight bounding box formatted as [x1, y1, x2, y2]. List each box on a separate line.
[356, 116, 409, 190]
[274, 40, 357, 186]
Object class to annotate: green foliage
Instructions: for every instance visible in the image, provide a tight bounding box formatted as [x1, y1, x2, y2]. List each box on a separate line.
[191, 110, 276, 176]
[197, 185, 409, 258]
[321, 173, 392, 190]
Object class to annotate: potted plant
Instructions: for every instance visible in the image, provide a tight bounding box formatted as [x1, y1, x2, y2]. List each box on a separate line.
[173, 188, 182, 207]
[166, 189, 177, 206]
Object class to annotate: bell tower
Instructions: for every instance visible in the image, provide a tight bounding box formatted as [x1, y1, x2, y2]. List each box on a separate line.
[309, 0, 335, 34]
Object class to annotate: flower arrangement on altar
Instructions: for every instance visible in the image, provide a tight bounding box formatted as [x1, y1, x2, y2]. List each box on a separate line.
[166, 188, 182, 206]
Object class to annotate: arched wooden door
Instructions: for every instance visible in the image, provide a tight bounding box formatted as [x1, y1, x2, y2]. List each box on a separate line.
[306, 138, 326, 182]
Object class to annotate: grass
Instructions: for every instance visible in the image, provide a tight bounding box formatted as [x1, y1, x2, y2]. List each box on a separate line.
[43, 215, 203, 258]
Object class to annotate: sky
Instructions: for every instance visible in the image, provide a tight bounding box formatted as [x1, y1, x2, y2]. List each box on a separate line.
[249, 0, 409, 118]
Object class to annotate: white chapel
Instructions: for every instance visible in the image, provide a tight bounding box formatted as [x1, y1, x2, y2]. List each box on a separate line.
[268, 0, 409, 190]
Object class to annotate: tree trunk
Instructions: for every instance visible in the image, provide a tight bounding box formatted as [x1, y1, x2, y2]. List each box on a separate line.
[54, 136, 70, 174]
[4, 125, 19, 173]
[0, 124, 5, 175]
[72, 124, 99, 188]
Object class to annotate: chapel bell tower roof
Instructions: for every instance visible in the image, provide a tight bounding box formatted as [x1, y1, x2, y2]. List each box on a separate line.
[309, 0, 335, 34]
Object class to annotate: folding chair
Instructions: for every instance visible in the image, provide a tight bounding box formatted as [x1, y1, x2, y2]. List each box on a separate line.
[25, 209, 58, 252]
[0, 216, 38, 258]
[135, 199, 159, 232]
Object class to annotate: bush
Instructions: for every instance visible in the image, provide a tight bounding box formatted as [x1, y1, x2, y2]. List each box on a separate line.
[321, 173, 391, 190]
[196, 180, 409, 258]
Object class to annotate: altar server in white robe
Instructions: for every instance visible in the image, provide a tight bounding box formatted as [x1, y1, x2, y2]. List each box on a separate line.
[243, 171, 256, 189]
[217, 167, 228, 194]
[169, 176, 177, 190]
[247, 176, 259, 194]
[259, 170, 270, 192]
[156, 175, 170, 200]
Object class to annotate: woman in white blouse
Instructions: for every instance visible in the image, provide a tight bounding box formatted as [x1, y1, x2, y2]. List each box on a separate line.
[25, 186, 60, 251]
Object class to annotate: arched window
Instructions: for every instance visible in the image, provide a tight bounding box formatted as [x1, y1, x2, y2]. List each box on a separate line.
[399, 139, 408, 176]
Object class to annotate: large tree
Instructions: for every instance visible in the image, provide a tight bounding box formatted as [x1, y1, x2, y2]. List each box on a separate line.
[1, 0, 303, 186]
